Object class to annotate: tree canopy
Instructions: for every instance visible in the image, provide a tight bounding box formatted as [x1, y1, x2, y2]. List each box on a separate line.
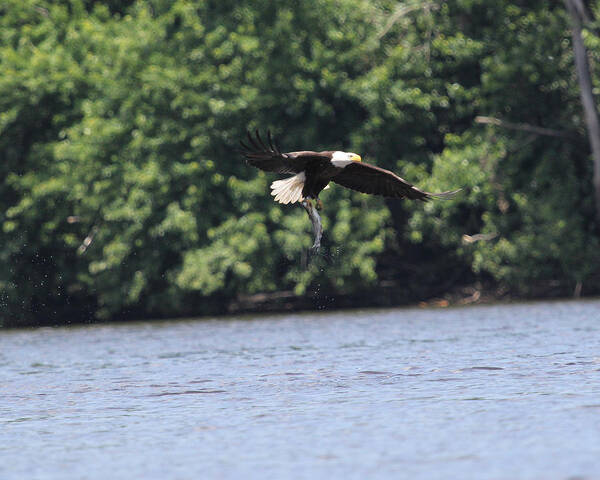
[2, 0, 600, 327]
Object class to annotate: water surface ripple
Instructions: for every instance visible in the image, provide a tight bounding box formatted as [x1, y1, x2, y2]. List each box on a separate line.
[2, 300, 600, 479]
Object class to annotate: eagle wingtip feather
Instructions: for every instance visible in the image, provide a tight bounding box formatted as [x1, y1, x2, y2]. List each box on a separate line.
[241, 129, 283, 155]
[427, 188, 462, 200]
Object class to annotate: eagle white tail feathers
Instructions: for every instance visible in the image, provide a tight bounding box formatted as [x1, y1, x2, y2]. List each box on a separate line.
[270, 172, 306, 204]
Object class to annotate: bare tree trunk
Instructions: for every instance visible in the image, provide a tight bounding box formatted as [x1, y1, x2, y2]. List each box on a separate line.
[565, 0, 600, 224]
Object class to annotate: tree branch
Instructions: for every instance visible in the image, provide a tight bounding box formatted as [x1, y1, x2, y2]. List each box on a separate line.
[378, 2, 440, 40]
[475, 116, 573, 138]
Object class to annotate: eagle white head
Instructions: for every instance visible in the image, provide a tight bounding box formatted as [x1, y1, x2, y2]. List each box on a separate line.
[331, 151, 362, 168]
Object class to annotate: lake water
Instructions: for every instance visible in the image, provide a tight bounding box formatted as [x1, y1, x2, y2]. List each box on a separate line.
[1, 300, 600, 479]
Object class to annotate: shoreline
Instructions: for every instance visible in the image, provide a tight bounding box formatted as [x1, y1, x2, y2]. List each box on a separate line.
[3, 284, 598, 330]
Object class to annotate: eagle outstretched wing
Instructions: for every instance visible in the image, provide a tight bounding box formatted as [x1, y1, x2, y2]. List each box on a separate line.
[240, 131, 332, 174]
[240, 130, 297, 174]
[332, 162, 459, 201]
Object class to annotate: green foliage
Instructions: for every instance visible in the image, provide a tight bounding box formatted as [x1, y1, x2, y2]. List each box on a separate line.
[411, 1, 600, 293]
[1, 0, 599, 326]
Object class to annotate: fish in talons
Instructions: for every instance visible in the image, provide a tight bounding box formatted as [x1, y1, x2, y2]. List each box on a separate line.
[301, 198, 323, 254]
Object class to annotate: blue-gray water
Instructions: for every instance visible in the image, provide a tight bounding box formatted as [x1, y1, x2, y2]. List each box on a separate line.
[2, 300, 600, 479]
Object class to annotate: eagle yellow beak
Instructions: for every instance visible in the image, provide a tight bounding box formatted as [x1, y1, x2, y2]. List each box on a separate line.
[351, 154, 362, 162]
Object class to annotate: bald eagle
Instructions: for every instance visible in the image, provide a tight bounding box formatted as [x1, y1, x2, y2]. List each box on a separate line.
[241, 131, 458, 208]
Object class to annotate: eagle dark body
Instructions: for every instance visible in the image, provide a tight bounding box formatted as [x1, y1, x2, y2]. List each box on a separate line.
[288, 152, 339, 198]
[241, 131, 458, 204]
